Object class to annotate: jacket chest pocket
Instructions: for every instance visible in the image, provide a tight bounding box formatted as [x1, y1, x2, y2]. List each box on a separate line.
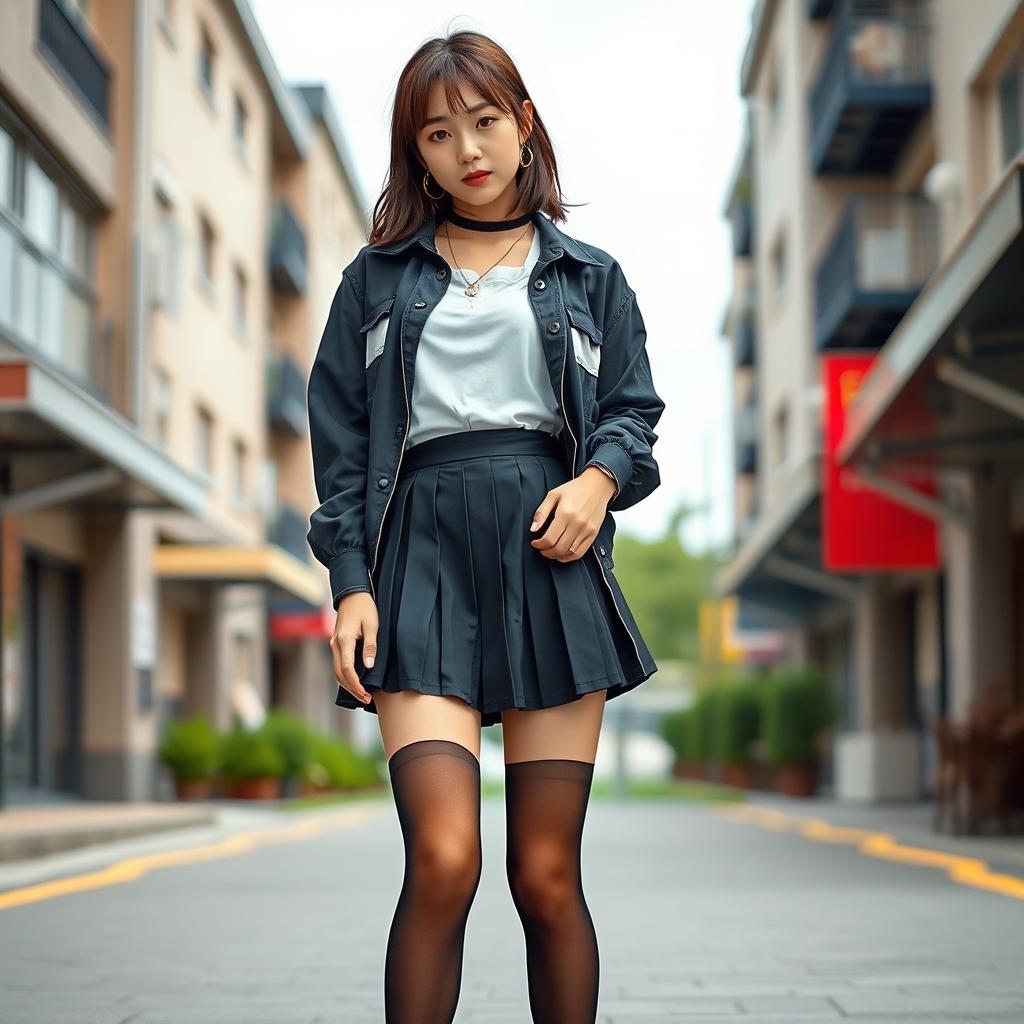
[566, 306, 603, 420]
[361, 296, 395, 370]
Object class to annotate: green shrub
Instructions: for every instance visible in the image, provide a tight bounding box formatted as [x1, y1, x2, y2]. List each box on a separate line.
[219, 725, 287, 781]
[158, 714, 220, 781]
[689, 690, 718, 761]
[263, 708, 314, 779]
[718, 679, 762, 764]
[308, 734, 381, 790]
[761, 668, 836, 764]
[660, 707, 693, 761]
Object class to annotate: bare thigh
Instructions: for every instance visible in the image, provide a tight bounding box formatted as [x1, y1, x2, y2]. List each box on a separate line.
[374, 689, 483, 761]
[500, 690, 606, 764]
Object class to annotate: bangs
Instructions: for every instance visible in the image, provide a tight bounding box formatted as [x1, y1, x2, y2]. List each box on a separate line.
[410, 57, 521, 133]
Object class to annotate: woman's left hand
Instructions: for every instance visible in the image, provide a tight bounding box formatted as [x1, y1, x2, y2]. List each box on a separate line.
[528, 466, 617, 563]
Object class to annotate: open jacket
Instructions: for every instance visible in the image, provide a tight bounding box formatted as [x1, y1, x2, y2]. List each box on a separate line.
[306, 209, 665, 616]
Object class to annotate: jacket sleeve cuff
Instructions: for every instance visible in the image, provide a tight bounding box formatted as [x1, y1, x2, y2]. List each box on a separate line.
[328, 548, 371, 608]
[585, 442, 631, 496]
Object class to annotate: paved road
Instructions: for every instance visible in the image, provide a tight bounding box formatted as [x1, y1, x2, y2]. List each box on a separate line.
[0, 793, 1022, 1023]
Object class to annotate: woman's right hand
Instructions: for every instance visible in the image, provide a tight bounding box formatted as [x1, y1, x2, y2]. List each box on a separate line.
[331, 592, 378, 704]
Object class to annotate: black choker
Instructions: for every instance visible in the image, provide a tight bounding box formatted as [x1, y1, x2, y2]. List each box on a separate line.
[442, 208, 534, 232]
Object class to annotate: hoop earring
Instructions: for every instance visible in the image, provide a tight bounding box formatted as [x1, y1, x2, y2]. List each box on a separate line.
[519, 143, 534, 168]
[422, 171, 445, 201]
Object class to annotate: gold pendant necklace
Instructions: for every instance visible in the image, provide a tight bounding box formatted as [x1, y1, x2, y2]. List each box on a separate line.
[443, 221, 531, 298]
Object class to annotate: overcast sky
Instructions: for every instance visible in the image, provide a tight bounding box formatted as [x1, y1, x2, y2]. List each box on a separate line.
[250, 0, 758, 553]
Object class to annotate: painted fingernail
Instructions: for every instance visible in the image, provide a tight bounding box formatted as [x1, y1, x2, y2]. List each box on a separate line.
[366, 656, 374, 668]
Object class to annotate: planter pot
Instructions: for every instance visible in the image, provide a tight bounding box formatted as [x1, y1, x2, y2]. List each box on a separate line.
[235, 776, 281, 800]
[776, 760, 819, 797]
[721, 761, 752, 789]
[174, 777, 212, 800]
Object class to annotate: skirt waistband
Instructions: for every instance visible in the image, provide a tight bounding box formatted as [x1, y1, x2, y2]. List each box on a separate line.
[402, 427, 564, 473]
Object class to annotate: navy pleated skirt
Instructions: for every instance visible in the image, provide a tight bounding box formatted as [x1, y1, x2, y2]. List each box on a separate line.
[336, 426, 657, 726]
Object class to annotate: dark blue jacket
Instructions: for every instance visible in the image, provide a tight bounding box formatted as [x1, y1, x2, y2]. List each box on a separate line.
[306, 209, 665, 610]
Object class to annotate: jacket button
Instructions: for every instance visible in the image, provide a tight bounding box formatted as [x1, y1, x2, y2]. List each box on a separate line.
[377, 477, 389, 489]
[599, 545, 607, 556]
[436, 268, 447, 279]
[414, 300, 426, 308]
[547, 321, 561, 334]
[533, 279, 546, 290]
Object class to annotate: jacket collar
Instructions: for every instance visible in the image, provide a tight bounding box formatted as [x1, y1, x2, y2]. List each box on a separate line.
[369, 209, 604, 267]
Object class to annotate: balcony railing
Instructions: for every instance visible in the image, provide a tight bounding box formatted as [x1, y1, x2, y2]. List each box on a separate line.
[814, 194, 937, 350]
[272, 503, 310, 563]
[731, 203, 753, 259]
[810, 0, 932, 175]
[269, 201, 308, 296]
[266, 351, 307, 436]
[37, 0, 111, 130]
[735, 395, 759, 475]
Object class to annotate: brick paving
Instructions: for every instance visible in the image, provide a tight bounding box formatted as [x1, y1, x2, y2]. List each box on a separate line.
[0, 792, 1022, 1022]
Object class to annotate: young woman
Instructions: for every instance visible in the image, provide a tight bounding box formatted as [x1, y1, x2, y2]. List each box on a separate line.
[306, 29, 665, 1024]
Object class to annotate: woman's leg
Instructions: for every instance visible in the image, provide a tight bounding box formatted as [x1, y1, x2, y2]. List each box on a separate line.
[500, 690, 606, 1024]
[375, 689, 483, 1024]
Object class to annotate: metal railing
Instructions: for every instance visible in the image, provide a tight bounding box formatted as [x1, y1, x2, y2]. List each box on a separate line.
[269, 202, 308, 296]
[37, 0, 111, 130]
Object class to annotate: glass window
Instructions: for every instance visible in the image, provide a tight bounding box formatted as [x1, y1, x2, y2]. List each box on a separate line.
[233, 93, 247, 155]
[0, 221, 14, 329]
[0, 125, 12, 212]
[153, 367, 171, 446]
[24, 159, 59, 253]
[233, 262, 246, 330]
[16, 246, 40, 342]
[196, 405, 213, 475]
[998, 60, 1022, 166]
[198, 24, 215, 101]
[199, 212, 215, 286]
[232, 438, 246, 502]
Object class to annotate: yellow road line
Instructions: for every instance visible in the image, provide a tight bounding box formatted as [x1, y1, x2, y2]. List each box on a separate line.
[711, 803, 1024, 901]
[0, 804, 386, 911]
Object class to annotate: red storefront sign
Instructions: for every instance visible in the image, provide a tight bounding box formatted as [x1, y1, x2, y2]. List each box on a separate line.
[269, 606, 334, 641]
[822, 354, 939, 571]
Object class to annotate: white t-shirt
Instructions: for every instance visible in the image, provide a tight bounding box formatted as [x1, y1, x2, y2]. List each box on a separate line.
[406, 228, 563, 450]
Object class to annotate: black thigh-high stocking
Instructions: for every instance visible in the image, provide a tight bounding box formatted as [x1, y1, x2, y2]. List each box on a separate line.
[504, 757, 599, 1023]
[383, 738, 482, 1024]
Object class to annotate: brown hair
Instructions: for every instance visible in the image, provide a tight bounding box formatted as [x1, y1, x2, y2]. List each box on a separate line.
[367, 29, 581, 247]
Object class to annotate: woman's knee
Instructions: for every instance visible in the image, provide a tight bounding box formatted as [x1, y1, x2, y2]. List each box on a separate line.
[408, 832, 482, 906]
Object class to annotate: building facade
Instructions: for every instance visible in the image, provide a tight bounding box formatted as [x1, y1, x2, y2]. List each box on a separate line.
[0, 0, 369, 804]
[718, 0, 1024, 802]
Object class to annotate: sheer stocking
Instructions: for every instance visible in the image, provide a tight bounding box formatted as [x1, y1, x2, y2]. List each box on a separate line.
[384, 738, 482, 1023]
[504, 757, 599, 1023]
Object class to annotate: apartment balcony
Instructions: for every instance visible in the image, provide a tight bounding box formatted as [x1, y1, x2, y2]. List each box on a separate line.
[734, 283, 758, 368]
[37, 0, 111, 130]
[810, 0, 932, 175]
[809, 0, 838, 17]
[731, 203, 753, 259]
[269, 202, 308, 296]
[735, 395, 759, 475]
[266, 351, 307, 436]
[271, 503, 311, 564]
[815, 194, 938, 350]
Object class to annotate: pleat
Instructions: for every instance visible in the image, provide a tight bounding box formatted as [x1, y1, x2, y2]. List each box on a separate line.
[356, 431, 657, 725]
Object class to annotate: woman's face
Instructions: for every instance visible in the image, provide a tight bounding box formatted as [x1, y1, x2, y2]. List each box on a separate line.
[416, 81, 533, 217]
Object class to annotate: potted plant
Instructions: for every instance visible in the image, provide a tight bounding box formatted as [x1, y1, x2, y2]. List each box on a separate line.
[762, 668, 835, 797]
[219, 724, 286, 800]
[719, 679, 762, 789]
[158, 714, 220, 800]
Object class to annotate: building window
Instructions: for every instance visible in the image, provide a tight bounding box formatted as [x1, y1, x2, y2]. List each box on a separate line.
[232, 438, 246, 504]
[233, 93, 248, 160]
[998, 53, 1023, 167]
[198, 22, 216, 107]
[770, 227, 788, 302]
[154, 367, 171, 447]
[196, 404, 213, 476]
[198, 211, 215, 294]
[766, 46, 784, 134]
[233, 261, 247, 333]
[0, 127, 97, 392]
[153, 191, 182, 315]
[774, 401, 790, 469]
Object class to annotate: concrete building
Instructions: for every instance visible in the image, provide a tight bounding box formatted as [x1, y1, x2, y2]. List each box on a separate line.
[0, 0, 369, 804]
[717, 0, 1024, 802]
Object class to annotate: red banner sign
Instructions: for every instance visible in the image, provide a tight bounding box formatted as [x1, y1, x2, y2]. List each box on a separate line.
[822, 354, 939, 571]
[269, 606, 334, 641]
